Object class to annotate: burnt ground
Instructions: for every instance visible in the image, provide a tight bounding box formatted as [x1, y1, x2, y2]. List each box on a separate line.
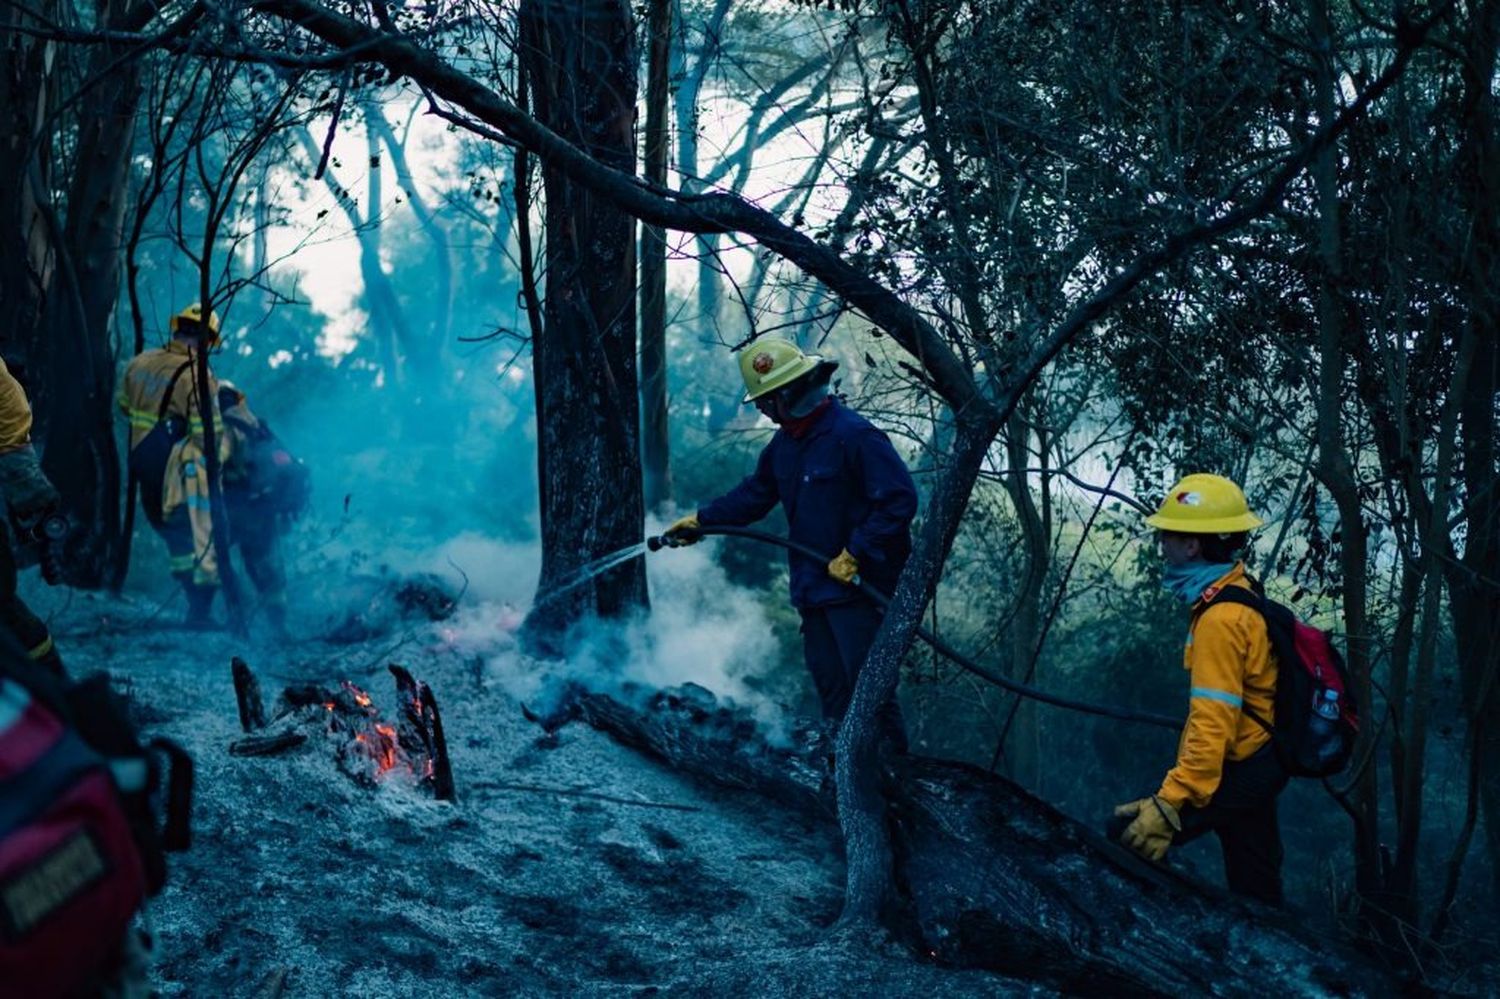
[40, 584, 1039, 998]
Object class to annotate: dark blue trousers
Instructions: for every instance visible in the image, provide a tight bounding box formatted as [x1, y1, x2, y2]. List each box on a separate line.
[1111, 745, 1288, 904]
[1176, 745, 1289, 905]
[799, 600, 907, 750]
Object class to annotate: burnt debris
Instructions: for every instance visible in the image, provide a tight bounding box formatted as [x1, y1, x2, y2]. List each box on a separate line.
[228, 657, 456, 801]
[563, 684, 1396, 998]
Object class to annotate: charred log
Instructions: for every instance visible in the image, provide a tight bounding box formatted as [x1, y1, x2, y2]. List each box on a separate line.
[323, 570, 459, 644]
[229, 730, 307, 757]
[390, 664, 456, 802]
[566, 684, 1394, 998]
[232, 656, 267, 732]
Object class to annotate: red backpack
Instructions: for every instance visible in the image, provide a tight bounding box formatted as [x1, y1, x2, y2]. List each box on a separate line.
[0, 660, 192, 996]
[1203, 583, 1359, 777]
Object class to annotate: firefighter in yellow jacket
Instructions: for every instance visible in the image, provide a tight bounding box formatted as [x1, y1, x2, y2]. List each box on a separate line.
[1113, 473, 1288, 904]
[0, 359, 66, 673]
[118, 304, 232, 628]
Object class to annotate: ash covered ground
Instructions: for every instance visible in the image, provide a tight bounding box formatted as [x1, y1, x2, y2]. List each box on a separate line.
[27, 541, 1037, 998]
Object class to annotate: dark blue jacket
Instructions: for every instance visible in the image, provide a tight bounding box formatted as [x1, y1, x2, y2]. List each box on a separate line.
[698, 400, 918, 608]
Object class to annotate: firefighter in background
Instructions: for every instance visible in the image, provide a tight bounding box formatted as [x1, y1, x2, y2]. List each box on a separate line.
[218, 380, 310, 640]
[0, 358, 66, 674]
[118, 304, 232, 628]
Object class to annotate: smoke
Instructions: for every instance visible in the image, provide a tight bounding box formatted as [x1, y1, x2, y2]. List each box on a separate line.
[397, 527, 791, 740]
[120, 140, 801, 737]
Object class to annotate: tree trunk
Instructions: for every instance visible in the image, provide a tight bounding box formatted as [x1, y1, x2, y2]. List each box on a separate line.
[1456, 327, 1500, 904]
[996, 408, 1045, 787]
[639, 0, 673, 515]
[367, 105, 451, 389]
[0, 1, 57, 369]
[361, 119, 424, 385]
[1309, 0, 1380, 922]
[1449, 0, 1500, 905]
[40, 0, 157, 588]
[518, 0, 647, 650]
[673, 0, 732, 334]
[835, 409, 1003, 927]
[296, 127, 411, 385]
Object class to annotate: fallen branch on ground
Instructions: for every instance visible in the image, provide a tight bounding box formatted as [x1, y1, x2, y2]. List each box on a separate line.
[557, 683, 1396, 998]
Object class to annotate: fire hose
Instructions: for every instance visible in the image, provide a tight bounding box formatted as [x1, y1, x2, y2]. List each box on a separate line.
[647, 525, 1183, 732]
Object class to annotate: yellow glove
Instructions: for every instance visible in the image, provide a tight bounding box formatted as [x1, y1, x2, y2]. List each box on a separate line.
[1114, 795, 1181, 861]
[663, 513, 702, 546]
[827, 548, 859, 585]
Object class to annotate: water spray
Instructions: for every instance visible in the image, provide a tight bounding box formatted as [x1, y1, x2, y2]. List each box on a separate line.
[648, 526, 1182, 731]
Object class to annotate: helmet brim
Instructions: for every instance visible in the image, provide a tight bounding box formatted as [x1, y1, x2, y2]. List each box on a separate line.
[1144, 512, 1265, 533]
[742, 355, 830, 403]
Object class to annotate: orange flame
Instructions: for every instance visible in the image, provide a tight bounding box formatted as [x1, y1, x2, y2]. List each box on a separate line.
[372, 724, 399, 772]
[340, 680, 375, 710]
[330, 681, 412, 780]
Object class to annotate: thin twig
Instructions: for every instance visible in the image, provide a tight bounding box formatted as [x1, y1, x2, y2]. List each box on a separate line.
[470, 780, 701, 813]
[314, 73, 347, 180]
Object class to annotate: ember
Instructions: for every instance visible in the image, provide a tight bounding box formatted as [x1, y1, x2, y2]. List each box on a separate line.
[229, 658, 455, 799]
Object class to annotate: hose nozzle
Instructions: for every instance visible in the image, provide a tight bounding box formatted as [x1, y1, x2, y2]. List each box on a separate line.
[648, 530, 701, 551]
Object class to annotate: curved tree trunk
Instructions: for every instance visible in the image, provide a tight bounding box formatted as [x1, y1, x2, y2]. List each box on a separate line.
[518, 0, 647, 651]
[367, 104, 452, 389]
[296, 126, 412, 385]
[835, 409, 1002, 926]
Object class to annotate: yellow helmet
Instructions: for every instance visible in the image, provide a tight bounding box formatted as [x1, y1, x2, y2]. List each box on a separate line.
[170, 303, 221, 343]
[737, 337, 826, 403]
[1145, 473, 1264, 534]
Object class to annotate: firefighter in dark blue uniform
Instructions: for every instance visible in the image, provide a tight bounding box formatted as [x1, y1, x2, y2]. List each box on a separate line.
[665, 338, 918, 746]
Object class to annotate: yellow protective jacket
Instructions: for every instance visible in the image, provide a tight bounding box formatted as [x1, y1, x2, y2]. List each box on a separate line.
[117, 341, 232, 585]
[1155, 562, 1277, 811]
[117, 341, 226, 453]
[0, 360, 34, 453]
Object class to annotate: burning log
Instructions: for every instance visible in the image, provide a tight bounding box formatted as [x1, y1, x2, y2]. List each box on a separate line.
[561, 684, 1394, 998]
[275, 678, 400, 785]
[389, 665, 456, 802]
[232, 656, 268, 732]
[231, 659, 456, 800]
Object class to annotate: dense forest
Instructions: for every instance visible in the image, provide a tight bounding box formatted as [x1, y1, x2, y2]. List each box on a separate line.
[1, 0, 1496, 993]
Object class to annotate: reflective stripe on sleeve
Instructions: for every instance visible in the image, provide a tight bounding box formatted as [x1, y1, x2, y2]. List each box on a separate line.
[1190, 686, 1243, 707]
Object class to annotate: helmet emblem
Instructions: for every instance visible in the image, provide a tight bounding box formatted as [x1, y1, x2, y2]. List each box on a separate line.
[1175, 491, 1202, 506]
[752, 351, 775, 375]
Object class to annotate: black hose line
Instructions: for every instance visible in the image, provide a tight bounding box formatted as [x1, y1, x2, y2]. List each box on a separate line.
[648, 525, 1183, 732]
